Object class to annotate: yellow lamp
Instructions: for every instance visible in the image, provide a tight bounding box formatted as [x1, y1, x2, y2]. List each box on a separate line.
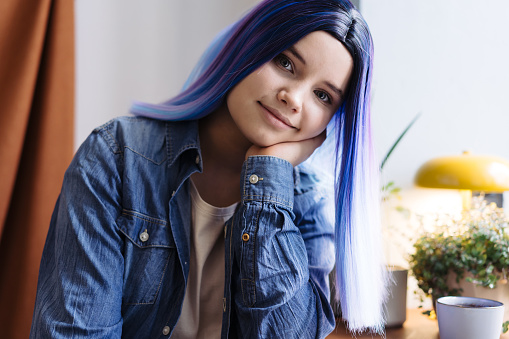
[414, 151, 509, 210]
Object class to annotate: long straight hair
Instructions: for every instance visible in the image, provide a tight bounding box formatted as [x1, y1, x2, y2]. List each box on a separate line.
[131, 0, 386, 334]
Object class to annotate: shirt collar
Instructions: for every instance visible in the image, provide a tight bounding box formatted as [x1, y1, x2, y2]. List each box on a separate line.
[166, 119, 202, 171]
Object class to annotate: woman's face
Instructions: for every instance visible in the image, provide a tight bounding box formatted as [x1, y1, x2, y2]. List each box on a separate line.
[226, 30, 354, 148]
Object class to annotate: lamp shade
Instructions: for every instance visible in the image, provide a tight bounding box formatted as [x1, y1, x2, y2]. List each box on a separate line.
[414, 152, 509, 192]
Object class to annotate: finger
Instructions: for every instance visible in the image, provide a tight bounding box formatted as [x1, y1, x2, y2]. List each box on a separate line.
[302, 130, 327, 153]
[315, 129, 327, 146]
[245, 130, 327, 166]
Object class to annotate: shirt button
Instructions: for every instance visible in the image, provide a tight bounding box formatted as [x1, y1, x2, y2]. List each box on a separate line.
[242, 233, 250, 242]
[171, 190, 176, 197]
[139, 230, 149, 242]
[162, 325, 170, 335]
[195, 155, 200, 165]
[249, 174, 259, 184]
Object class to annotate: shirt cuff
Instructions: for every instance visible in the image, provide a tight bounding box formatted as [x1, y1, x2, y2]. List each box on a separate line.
[241, 156, 294, 209]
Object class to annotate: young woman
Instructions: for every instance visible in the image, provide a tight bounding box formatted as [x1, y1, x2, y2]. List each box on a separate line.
[31, 0, 386, 338]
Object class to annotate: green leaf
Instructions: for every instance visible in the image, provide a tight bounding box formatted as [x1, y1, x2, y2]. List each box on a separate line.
[380, 113, 421, 170]
[503, 321, 509, 333]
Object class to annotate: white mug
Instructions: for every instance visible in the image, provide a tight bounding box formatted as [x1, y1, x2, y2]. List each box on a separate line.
[436, 296, 504, 339]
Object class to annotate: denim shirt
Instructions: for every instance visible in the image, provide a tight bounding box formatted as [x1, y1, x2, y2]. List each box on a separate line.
[30, 116, 336, 338]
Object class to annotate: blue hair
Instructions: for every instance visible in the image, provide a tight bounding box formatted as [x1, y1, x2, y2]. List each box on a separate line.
[131, 0, 386, 334]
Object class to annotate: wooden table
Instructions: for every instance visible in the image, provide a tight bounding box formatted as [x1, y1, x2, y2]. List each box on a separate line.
[327, 308, 509, 339]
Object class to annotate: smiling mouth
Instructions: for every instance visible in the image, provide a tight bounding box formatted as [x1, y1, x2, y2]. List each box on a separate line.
[258, 102, 297, 129]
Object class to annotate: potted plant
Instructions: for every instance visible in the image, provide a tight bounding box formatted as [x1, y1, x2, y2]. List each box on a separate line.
[409, 196, 509, 331]
[380, 113, 420, 327]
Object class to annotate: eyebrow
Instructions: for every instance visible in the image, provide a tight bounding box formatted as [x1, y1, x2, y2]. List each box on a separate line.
[287, 46, 306, 65]
[325, 81, 344, 100]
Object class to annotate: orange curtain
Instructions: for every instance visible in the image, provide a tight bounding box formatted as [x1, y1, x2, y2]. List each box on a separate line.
[0, 0, 74, 337]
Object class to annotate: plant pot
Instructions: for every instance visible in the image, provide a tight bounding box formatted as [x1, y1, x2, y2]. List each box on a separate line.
[385, 266, 408, 327]
[330, 266, 408, 326]
[446, 272, 509, 321]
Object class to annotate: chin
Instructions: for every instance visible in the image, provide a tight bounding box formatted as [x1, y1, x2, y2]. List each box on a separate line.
[245, 134, 277, 148]
[251, 138, 280, 148]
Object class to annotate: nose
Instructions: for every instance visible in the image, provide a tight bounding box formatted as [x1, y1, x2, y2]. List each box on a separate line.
[277, 87, 303, 113]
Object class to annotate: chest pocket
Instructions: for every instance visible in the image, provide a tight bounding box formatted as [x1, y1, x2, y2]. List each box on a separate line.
[117, 210, 176, 305]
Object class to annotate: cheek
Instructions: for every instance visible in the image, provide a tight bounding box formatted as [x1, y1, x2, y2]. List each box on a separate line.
[304, 110, 335, 137]
[249, 65, 283, 92]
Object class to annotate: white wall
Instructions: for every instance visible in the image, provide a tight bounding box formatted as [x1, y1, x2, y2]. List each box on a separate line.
[75, 0, 257, 147]
[362, 0, 509, 188]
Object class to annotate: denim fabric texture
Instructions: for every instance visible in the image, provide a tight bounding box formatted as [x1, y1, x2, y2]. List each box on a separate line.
[30, 116, 336, 338]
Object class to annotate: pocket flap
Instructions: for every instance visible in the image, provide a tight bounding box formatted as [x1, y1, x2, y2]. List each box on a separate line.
[118, 210, 175, 248]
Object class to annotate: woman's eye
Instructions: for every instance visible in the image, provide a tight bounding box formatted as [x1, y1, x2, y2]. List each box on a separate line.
[276, 54, 293, 72]
[315, 90, 331, 104]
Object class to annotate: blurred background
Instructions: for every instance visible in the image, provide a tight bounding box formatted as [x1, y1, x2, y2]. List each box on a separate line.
[1, 0, 509, 337]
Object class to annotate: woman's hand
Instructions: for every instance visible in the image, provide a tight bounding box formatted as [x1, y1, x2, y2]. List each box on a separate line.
[245, 130, 326, 167]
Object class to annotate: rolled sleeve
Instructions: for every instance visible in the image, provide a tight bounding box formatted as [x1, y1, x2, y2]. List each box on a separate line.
[241, 155, 294, 209]
[230, 156, 335, 338]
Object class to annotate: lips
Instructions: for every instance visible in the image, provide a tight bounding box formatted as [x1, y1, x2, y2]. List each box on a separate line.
[258, 102, 296, 129]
